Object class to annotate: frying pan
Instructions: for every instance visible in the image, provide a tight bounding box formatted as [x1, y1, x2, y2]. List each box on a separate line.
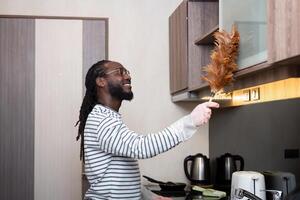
[143, 175, 186, 191]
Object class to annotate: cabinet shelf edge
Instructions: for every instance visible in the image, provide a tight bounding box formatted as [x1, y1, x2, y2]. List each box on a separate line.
[194, 25, 219, 45]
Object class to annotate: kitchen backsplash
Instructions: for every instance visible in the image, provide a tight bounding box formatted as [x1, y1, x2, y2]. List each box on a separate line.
[209, 98, 300, 186]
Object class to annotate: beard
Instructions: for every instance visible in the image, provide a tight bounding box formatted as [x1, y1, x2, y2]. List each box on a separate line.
[107, 81, 134, 101]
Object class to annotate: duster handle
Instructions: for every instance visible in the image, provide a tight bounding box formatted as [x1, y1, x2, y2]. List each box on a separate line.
[209, 92, 215, 102]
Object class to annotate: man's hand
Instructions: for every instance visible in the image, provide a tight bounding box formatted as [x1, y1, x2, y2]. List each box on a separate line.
[190, 102, 219, 126]
[154, 196, 172, 200]
[141, 186, 173, 200]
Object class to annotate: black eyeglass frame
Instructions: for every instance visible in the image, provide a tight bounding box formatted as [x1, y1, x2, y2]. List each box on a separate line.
[104, 67, 130, 76]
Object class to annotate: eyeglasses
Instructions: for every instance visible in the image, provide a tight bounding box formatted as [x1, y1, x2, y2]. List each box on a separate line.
[105, 68, 130, 76]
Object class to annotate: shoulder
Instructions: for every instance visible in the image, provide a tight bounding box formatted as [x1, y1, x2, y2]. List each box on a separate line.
[87, 104, 122, 128]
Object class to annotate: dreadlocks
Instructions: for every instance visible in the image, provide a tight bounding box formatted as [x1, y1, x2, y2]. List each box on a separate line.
[75, 60, 111, 162]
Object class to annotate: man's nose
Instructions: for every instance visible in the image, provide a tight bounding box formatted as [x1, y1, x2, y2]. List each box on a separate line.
[124, 73, 131, 80]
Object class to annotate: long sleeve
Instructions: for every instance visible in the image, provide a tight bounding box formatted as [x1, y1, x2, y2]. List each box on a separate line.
[92, 114, 197, 159]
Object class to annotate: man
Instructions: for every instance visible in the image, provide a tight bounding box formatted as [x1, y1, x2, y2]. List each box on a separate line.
[76, 60, 219, 200]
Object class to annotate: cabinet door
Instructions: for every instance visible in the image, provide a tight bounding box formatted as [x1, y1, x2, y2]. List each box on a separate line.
[188, 0, 218, 91]
[169, 1, 188, 94]
[268, 0, 300, 63]
[220, 0, 267, 69]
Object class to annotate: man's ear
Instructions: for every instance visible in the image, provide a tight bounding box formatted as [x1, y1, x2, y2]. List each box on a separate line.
[96, 77, 106, 88]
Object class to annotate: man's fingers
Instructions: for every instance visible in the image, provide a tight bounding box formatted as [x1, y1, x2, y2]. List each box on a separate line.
[205, 108, 212, 115]
[155, 196, 173, 200]
[205, 102, 219, 108]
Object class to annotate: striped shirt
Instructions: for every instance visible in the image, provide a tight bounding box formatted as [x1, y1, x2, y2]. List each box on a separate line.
[84, 104, 197, 200]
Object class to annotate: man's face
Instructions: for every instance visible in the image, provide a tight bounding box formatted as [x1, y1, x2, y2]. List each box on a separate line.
[104, 62, 133, 101]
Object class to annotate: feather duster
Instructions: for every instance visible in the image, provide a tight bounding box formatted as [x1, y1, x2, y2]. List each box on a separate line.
[202, 25, 240, 101]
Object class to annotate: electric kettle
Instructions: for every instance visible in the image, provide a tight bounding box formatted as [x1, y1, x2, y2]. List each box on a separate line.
[216, 153, 244, 186]
[184, 153, 210, 185]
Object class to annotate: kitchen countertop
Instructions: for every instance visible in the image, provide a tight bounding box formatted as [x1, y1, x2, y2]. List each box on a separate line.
[144, 184, 229, 200]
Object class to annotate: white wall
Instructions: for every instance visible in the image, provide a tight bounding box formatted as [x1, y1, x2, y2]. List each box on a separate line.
[0, 0, 210, 186]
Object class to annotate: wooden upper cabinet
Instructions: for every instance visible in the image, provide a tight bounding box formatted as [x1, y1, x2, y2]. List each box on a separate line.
[169, 0, 218, 94]
[188, 1, 218, 91]
[169, 0, 300, 100]
[268, 0, 300, 63]
[169, 1, 188, 94]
